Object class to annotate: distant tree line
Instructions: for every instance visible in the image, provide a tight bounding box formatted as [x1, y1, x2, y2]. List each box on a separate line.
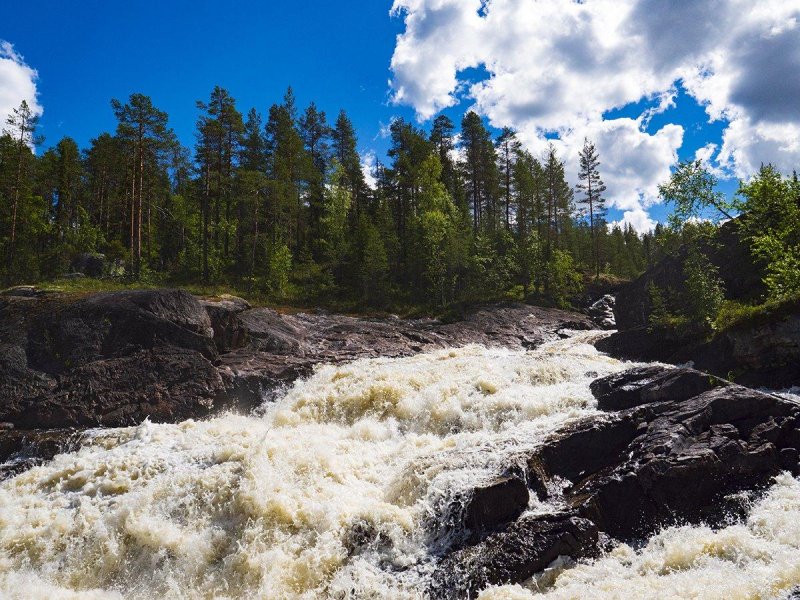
[0, 89, 679, 307]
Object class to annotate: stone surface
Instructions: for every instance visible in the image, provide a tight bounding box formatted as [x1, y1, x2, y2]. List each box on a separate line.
[587, 294, 616, 329]
[430, 514, 599, 599]
[1, 291, 592, 431]
[431, 364, 800, 597]
[69, 253, 106, 277]
[463, 476, 529, 537]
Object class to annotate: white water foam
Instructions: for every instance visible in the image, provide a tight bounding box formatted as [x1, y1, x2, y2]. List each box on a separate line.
[0, 333, 797, 599]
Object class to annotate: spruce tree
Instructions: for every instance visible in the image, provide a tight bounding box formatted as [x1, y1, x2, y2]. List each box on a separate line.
[575, 138, 607, 277]
[3, 100, 41, 280]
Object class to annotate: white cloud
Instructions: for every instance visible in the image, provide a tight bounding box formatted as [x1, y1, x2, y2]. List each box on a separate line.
[610, 208, 657, 234]
[389, 0, 800, 229]
[360, 150, 378, 189]
[0, 41, 42, 133]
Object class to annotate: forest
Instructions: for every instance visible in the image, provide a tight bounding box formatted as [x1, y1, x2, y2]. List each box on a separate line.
[0, 88, 797, 313]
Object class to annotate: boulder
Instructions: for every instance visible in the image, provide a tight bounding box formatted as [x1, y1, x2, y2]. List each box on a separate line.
[589, 365, 725, 410]
[201, 295, 251, 352]
[0, 289, 225, 428]
[587, 294, 616, 329]
[463, 476, 529, 537]
[613, 219, 765, 331]
[430, 514, 598, 599]
[597, 302, 800, 388]
[535, 367, 800, 538]
[432, 365, 800, 597]
[70, 253, 106, 277]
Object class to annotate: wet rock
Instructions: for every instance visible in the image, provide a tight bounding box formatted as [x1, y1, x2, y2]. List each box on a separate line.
[430, 514, 598, 599]
[590, 365, 725, 410]
[0, 428, 80, 480]
[533, 366, 800, 539]
[434, 365, 800, 597]
[463, 476, 529, 538]
[588, 294, 616, 329]
[202, 295, 251, 352]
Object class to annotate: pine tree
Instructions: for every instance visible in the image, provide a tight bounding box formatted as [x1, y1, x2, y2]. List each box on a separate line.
[575, 138, 607, 277]
[429, 115, 461, 205]
[299, 102, 331, 258]
[542, 144, 572, 249]
[112, 93, 176, 279]
[332, 110, 365, 215]
[195, 86, 243, 276]
[3, 100, 41, 279]
[496, 127, 519, 230]
[264, 89, 308, 256]
[460, 111, 499, 232]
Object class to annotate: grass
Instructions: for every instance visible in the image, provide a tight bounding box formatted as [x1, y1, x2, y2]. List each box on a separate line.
[4, 276, 447, 318]
[714, 293, 800, 333]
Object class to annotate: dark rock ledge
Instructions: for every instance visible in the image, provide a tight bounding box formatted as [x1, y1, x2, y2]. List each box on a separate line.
[429, 365, 800, 598]
[0, 288, 591, 475]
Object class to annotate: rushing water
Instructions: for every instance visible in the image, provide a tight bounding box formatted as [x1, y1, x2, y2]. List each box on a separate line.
[0, 333, 798, 599]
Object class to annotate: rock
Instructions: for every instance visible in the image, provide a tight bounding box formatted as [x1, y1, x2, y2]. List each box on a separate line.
[463, 476, 529, 538]
[1, 289, 224, 428]
[25, 289, 217, 377]
[597, 301, 800, 388]
[2, 292, 591, 433]
[590, 365, 725, 410]
[0, 428, 80, 480]
[0, 286, 41, 298]
[429, 514, 599, 599]
[201, 295, 251, 352]
[69, 253, 106, 277]
[239, 308, 307, 354]
[588, 294, 616, 329]
[696, 308, 800, 388]
[433, 365, 800, 597]
[613, 219, 765, 331]
[533, 366, 800, 539]
[594, 326, 697, 363]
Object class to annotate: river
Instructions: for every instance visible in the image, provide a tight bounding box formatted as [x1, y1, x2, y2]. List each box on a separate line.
[1, 333, 798, 599]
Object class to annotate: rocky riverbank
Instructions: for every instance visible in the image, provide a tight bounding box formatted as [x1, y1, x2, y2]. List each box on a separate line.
[2, 287, 800, 597]
[429, 365, 800, 598]
[595, 219, 800, 388]
[0, 287, 591, 473]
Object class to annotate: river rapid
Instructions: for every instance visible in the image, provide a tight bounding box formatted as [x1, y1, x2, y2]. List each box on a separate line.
[1, 333, 799, 599]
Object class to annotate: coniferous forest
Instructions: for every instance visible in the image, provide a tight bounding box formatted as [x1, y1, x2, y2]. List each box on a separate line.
[1, 87, 796, 311]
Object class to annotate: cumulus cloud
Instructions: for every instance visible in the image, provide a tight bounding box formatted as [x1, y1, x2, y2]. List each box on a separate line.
[389, 0, 800, 229]
[0, 41, 42, 131]
[361, 150, 378, 189]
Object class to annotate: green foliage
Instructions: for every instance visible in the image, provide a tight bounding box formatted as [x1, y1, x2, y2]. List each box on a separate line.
[542, 249, 582, 308]
[683, 249, 725, 329]
[267, 243, 292, 297]
[320, 161, 352, 268]
[355, 214, 389, 305]
[736, 165, 800, 301]
[659, 160, 735, 223]
[714, 294, 800, 332]
[6, 89, 770, 315]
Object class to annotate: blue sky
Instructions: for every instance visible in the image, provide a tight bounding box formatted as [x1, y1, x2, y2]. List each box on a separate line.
[3, 0, 799, 230]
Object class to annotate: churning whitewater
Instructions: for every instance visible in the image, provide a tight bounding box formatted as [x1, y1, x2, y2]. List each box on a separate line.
[1, 334, 799, 600]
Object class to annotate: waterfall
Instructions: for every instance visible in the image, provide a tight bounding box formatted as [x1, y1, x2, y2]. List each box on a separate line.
[1, 333, 798, 599]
